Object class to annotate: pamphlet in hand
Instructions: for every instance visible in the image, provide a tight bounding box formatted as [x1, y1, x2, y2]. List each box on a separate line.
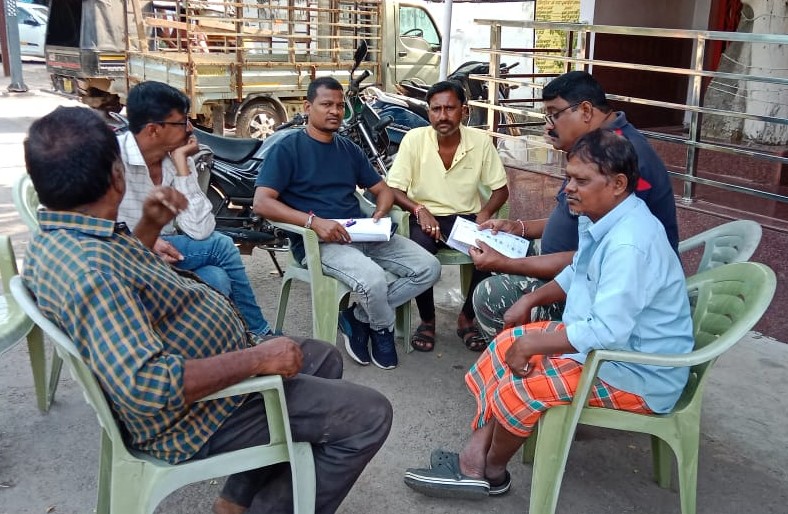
[331, 217, 393, 242]
[445, 217, 529, 259]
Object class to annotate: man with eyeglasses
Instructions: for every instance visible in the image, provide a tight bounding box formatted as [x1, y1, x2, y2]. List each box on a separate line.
[117, 81, 275, 337]
[470, 70, 679, 338]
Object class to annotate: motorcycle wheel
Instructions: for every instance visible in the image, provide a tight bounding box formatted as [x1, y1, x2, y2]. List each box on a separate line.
[236, 101, 284, 140]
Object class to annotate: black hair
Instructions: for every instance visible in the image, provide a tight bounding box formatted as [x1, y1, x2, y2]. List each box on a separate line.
[542, 71, 611, 112]
[568, 128, 640, 193]
[425, 80, 467, 105]
[24, 106, 120, 210]
[126, 81, 191, 134]
[307, 76, 344, 102]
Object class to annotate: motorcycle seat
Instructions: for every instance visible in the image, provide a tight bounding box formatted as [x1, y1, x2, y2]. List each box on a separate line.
[193, 128, 263, 164]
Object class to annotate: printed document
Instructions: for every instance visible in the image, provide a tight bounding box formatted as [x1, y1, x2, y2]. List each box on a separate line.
[445, 217, 529, 258]
[331, 217, 392, 242]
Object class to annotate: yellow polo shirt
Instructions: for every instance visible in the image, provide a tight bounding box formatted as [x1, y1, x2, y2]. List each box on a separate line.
[387, 125, 507, 216]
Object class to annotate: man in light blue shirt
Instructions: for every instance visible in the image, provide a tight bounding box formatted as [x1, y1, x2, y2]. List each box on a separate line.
[403, 128, 693, 500]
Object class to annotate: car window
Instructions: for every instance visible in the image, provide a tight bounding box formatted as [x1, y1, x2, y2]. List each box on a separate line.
[399, 6, 440, 47]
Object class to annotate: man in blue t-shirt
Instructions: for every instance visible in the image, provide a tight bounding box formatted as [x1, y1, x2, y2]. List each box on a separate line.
[254, 77, 441, 370]
[470, 71, 680, 338]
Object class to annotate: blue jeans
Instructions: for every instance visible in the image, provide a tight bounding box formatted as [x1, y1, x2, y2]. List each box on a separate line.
[163, 232, 272, 335]
[317, 234, 441, 331]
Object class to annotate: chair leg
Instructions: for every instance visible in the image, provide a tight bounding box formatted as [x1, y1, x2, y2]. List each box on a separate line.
[674, 424, 700, 514]
[651, 435, 673, 489]
[528, 408, 576, 514]
[310, 280, 342, 344]
[521, 423, 539, 464]
[96, 430, 113, 514]
[459, 263, 474, 299]
[26, 325, 58, 412]
[395, 300, 412, 353]
[275, 277, 293, 334]
[291, 443, 316, 514]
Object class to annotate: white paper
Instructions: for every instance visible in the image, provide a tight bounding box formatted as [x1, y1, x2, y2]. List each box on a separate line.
[445, 217, 529, 259]
[331, 217, 392, 242]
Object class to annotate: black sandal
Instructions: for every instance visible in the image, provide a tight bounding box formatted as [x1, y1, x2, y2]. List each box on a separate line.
[457, 326, 487, 352]
[410, 323, 436, 352]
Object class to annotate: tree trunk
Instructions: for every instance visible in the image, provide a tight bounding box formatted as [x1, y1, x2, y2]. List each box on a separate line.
[702, 0, 787, 145]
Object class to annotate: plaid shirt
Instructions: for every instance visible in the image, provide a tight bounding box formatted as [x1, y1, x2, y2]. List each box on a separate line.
[23, 211, 250, 463]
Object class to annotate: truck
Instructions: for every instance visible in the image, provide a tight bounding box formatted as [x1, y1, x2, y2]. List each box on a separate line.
[45, 0, 444, 138]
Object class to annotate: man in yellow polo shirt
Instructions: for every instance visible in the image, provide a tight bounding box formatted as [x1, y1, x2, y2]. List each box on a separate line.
[388, 80, 508, 353]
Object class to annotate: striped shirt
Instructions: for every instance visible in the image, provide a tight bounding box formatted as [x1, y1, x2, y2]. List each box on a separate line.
[22, 211, 250, 463]
[116, 131, 215, 239]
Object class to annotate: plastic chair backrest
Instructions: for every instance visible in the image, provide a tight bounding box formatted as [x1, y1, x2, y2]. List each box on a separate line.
[12, 174, 41, 233]
[678, 220, 762, 274]
[10, 276, 124, 437]
[672, 262, 776, 411]
[0, 236, 19, 293]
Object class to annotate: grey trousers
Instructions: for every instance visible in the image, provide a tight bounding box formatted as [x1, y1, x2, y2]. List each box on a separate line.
[193, 338, 393, 513]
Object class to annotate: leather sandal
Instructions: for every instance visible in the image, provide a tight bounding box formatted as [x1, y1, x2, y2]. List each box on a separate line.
[457, 325, 487, 352]
[410, 322, 435, 352]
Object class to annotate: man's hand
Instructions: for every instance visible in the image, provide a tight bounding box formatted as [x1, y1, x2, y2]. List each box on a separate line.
[135, 187, 188, 251]
[476, 210, 494, 225]
[478, 218, 519, 235]
[153, 238, 184, 263]
[468, 240, 508, 272]
[311, 217, 352, 243]
[170, 135, 200, 176]
[417, 208, 441, 242]
[251, 337, 303, 379]
[505, 335, 535, 378]
[503, 295, 534, 329]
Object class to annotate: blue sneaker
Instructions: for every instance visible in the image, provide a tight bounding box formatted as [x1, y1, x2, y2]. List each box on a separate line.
[369, 327, 398, 370]
[338, 304, 371, 365]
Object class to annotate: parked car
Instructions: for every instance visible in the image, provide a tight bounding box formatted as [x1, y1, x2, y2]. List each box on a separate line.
[17, 3, 48, 58]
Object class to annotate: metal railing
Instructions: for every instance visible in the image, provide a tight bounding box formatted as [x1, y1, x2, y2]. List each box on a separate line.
[469, 19, 788, 209]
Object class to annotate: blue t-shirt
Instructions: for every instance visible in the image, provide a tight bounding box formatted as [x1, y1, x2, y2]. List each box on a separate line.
[255, 129, 382, 260]
[541, 112, 680, 255]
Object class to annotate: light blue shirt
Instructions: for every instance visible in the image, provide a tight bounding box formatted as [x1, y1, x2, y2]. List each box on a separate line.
[554, 194, 693, 413]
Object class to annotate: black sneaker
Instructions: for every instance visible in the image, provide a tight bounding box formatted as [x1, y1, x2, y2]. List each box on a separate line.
[338, 304, 371, 365]
[369, 327, 398, 370]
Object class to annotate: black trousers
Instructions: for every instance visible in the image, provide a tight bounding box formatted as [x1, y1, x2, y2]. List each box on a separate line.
[192, 337, 393, 513]
[409, 214, 490, 322]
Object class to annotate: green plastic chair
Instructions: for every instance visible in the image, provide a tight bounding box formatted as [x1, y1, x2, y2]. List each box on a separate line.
[678, 219, 762, 274]
[521, 261, 777, 514]
[10, 275, 316, 514]
[12, 173, 41, 232]
[271, 193, 412, 348]
[0, 235, 60, 412]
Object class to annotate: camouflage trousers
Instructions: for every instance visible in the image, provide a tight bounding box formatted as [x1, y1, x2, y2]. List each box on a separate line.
[471, 240, 565, 339]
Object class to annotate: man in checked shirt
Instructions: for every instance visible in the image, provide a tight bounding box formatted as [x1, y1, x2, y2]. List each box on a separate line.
[22, 106, 392, 514]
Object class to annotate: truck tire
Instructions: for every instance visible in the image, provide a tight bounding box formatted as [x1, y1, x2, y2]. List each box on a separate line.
[236, 101, 284, 140]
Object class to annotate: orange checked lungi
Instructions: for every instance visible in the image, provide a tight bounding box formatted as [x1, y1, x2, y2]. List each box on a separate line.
[465, 321, 652, 437]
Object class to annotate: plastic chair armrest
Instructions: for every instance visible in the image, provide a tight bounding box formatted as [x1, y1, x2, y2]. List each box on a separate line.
[198, 374, 285, 401]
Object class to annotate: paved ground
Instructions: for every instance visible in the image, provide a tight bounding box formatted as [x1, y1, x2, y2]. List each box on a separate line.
[1, 63, 787, 513]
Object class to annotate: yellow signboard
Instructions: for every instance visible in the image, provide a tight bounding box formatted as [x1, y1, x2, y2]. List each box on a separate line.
[535, 0, 580, 75]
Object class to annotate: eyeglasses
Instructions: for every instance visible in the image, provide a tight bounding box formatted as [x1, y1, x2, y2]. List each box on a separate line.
[154, 120, 191, 128]
[544, 102, 582, 126]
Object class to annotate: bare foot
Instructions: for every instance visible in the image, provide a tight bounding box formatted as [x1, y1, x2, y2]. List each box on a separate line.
[212, 497, 247, 514]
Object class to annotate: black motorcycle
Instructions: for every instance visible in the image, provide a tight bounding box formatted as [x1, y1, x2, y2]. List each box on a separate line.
[397, 60, 520, 132]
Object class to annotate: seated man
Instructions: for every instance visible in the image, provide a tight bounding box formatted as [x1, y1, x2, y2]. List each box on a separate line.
[254, 77, 441, 370]
[387, 81, 509, 353]
[117, 81, 273, 336]
[23, 106, 393, 514]
[471, 70, 679, 338]
[403, 129, 693, 498]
